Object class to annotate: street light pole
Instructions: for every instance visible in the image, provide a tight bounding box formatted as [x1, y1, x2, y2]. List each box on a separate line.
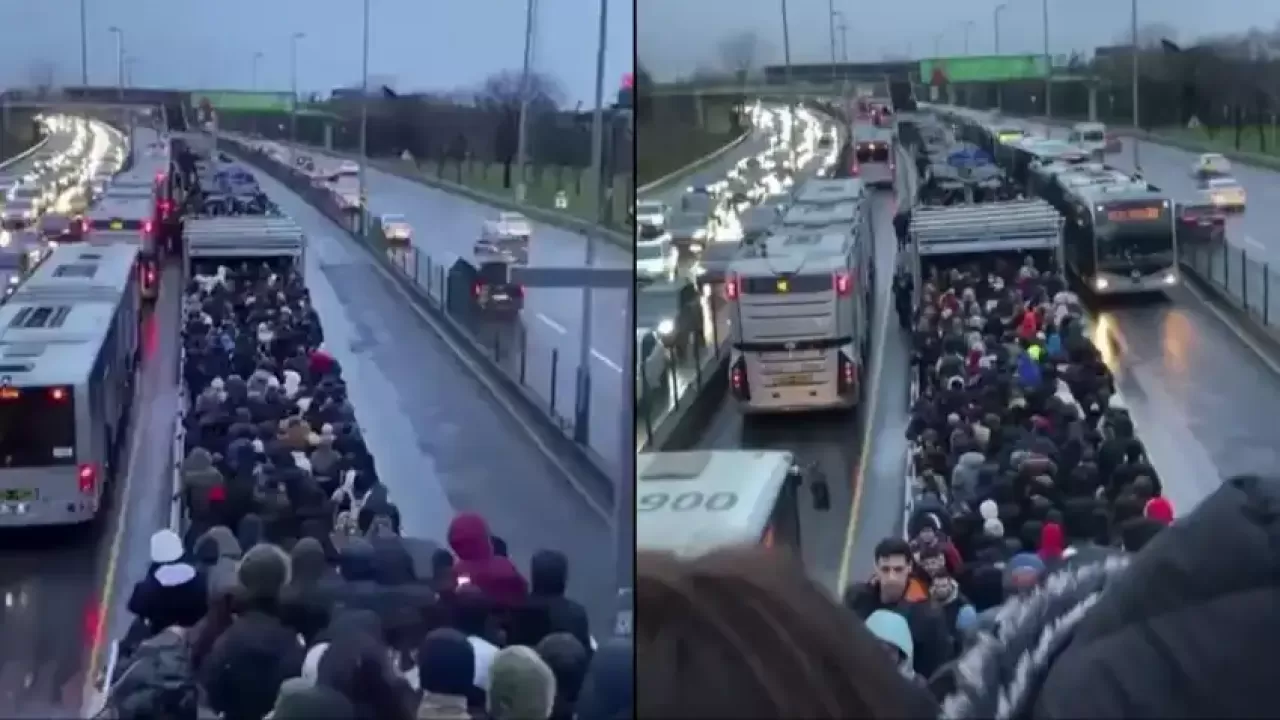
[933, 33, 942, 57]
[827, 0, 837, 72]
[780, 0, 792, 86]
[1042, 0, 1052, 117]
[963, 21, 974, 55]
[79, 0, 89, 85]
[514, 0, 538, 205]
[108, 27, 125, 102]
[251, 51, 264, 90]
[290, 32, 305, 145]
[994, 4, 1007, 110]
[1131, 0, 1141, 169]
[359, 0, 370, 220]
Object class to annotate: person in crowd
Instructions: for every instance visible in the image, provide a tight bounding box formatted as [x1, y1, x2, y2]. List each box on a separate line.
[894, 270, 914, 332]
[265, 683, 354, 720]
[844, 538, 952, 678]
[866, 609, 927, 688]
[199, 543, 306, 720]
[98, 626, 203, 720]
[487, 646, 557, 720]
[126, 529, 208, 641]
[535, 632, 590, 720]
[450, 584, 501, 703]
[416, 628, 476, 720]
[513, 549, 591, 651]
[639, 546, 937, 719]
[279, 536, 341, 642]
[941, 476, 1274, 719]
[447, 512, 528, 608]
[576, 637, 633, 720]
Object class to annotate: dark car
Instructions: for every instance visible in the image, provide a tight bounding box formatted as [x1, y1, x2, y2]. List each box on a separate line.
[693, 241, 744, 290]
[446, 257, 525, 319]
[1175, 202, 1226, 246]
[637, 277, 702, 359]
[666, 210, 714, 251]
[681, 190, 717, 216]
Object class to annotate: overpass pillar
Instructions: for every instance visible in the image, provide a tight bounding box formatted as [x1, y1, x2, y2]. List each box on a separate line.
[1087, 85, 1098, 122]
[693, 91, 706, 130]
[323, 121, 334, 151]
[946, 85, 957, 106]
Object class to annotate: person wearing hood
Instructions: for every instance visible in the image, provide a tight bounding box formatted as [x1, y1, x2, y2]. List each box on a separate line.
[447, 513, 528, 608]
[200, 543, 305, 720]
[950, 451, 986, 507]
[487, 645, 556, 720]
[103, 626, 203, 720]
[127, 529, 209, 636]
[182, 447, 227, 530]
[450, 584, 501, 700]
[192, 525, 243, 600]
[266, 683, 354, 720]
[941, 476, 1280, 719]
[511, 550, 591, 651]
[416, 628, 476, 720]
[279, 537, 342, 642]
[577, 638, 634, 720]
[866, 609, 927, 688]
[1143, 495, 1174, 525]
[535, 633, 589, 720]
[313, 627, 417, 720]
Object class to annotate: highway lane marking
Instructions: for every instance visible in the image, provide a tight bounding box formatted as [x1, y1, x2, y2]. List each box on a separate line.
[538, 313, 622, 373]
[1244, 235, 1267, 252]
[537, 313, 568, 335]
[591, 349, 623, 374]
[835, 203, 896, 595]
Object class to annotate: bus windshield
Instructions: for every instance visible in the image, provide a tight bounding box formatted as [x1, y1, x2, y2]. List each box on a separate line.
[1096, 200, 1175, 266]
[0, 386, 76, 467]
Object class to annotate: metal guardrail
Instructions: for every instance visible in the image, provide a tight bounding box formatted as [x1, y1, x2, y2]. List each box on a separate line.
[0, 129, 50, 171]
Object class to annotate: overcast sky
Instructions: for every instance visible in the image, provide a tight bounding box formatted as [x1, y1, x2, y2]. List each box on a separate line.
[0, 0, 632, 108]
[640, 0, 1280, 79]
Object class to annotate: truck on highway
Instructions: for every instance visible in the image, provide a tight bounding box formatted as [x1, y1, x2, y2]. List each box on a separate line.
[725, 202, 875, 415]
[0, 241, 142, 526]
[637, 450, 829, 557]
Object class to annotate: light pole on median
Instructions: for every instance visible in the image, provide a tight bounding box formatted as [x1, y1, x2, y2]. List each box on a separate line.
[251, 51, 264, 91]
[577, 0, 608, 455]
[962, 20, 975, 56]
[827, 0, 838, 76]
[780, 0, 793, 87]
[1130, 0, 1141, 170]
[1042, 0, 1052, 117]
[108, 27, 125, 103]
[290, 32, 305, 145]
[359, 0, 370, 222]
[79, 0, 89, 85]
[514, 0, 538, 206]
[994, 4, 1007, 110]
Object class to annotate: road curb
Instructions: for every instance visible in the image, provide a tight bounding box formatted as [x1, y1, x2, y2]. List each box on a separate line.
[638, 130, 750, 196]
[0, 132, 50, 171]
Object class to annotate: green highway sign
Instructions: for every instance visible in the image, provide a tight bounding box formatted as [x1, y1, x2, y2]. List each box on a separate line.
[920, 55, 1049, 84]
[189, 90, 295, 113]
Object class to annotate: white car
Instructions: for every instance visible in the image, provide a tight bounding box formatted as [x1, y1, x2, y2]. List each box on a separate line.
[482, 211, 532, 241]
[1193, 153, 1232, 178]
[635, 200, 669, 229]
[380, 213, 413, 244]
[636, 226, 676, 279]
[1203, 176, 1247, 211]
[635, 328, 670, 402]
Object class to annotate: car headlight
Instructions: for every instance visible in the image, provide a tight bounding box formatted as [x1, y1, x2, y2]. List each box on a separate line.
[692, 229, 707, 239]
[1095, 277, 1109, 291]
[656, 319, 675, 336]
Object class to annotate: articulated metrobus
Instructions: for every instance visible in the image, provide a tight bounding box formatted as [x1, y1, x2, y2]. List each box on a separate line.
[637, 450, 826, 557]
[0, 241, 142, 525]
[726, 212, 875, 414]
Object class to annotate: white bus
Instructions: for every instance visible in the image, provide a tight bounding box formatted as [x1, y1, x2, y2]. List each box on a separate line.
[850, 124, 896, 189]
[0, 241, 142, 526]
[637, 450, 826, 557]
[725, 209, 875, 414]
[792, 178, 865, 207]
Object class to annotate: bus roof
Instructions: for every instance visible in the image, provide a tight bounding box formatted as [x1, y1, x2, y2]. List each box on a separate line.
[781, 201, 859, 229]
[909, 200, 1063, 256]
[0, 243, 139, 386]
[637, 450, 794, 557]
[793, 178, 864, 206]
[184, 216, 306, 262]
[88, 193, 152, 223]
[756, 228, 854, 260]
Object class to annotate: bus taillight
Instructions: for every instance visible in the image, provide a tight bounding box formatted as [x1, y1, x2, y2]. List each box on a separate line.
[835, 270, 852, 296]
[77, 464, 97, 495]
[143, 220, 154, 236]
[838, 355, 858, 396]
[48, 387, 67, 402]
[724, 275, 739, 300]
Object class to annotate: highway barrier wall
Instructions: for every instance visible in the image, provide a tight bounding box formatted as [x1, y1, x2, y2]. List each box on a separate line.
[217, 136, 620, 500]
[0, 115, 47, 170]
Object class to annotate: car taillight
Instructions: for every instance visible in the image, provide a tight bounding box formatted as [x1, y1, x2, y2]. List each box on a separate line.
[78, 464, 96, 494]
[473, 282, 484, 298]
[730, 357, 750, 399]
[725, 275, 739, 300]
[835, 270, 852, 296]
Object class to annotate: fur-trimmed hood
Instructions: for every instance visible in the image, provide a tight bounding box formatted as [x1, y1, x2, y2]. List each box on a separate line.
[941, 554, 1131, 719]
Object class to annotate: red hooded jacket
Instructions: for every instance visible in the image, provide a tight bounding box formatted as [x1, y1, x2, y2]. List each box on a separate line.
[1018, 310, 1039, 341]
[309, 349, 336, 378]
[1144, 496, 1175, 525]
[1039, 522, 1065, 563]
[447, 512, 528, 607]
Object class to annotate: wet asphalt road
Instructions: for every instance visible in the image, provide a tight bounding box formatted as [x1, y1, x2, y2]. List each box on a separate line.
[232, 136, 629, 471]
[250, 166, 618, 635]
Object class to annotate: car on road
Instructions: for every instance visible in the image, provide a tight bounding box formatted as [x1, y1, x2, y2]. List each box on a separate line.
[681, 187, 719, 216]
[635, 328, 670, 404]
[1200, 175, 1247, 211]
[1192, 153, 1232, 179]
[666, 209, 715, 254]
[482, 211, 532, 242]
[692, 240, 744, 294]
[636, 224, 676, 279]
[635, 200, 669, 230]
[379, 213, 413, 246]
[449, 256, 525, 318]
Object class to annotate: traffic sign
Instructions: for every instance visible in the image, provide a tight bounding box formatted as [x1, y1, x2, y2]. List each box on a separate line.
[554, 191, 568, 209]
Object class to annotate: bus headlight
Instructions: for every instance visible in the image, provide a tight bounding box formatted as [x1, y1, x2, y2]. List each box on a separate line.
[656, 319, 675, 336]
[1163, 271, 1178, 286]
[1095, 277, 1110, 291]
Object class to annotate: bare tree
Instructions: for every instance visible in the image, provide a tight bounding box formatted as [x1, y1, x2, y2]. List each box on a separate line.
[719, 30, 763, 81]
[1114, 22, 1178, 49]
[475, 70, 565, 188]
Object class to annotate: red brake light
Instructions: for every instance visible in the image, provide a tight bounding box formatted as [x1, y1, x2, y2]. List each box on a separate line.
[77, 464, 97, 494]
[472, 282, 483, 298]
[725, 275, 739, 300]
[143, 220, 154, 235]
[731, 365, 745, 391]
[840, 355, 856, 389]
[48, 387, 67, 402]
[835, 271, 852, 296]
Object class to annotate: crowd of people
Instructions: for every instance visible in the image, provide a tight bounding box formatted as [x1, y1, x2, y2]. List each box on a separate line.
[94, 171, 630, 719]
